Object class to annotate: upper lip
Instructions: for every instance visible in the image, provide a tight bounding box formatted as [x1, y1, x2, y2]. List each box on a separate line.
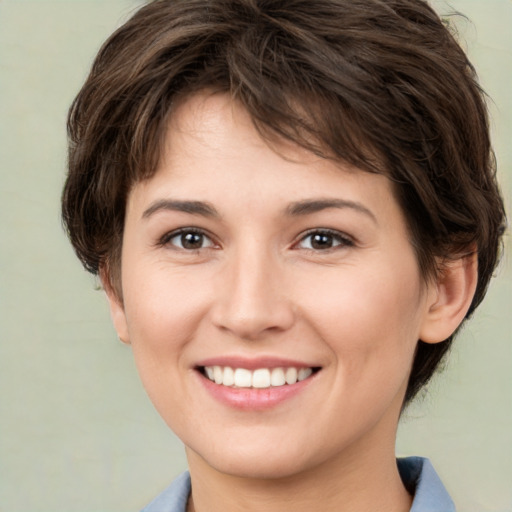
[195, 356, 321, 371]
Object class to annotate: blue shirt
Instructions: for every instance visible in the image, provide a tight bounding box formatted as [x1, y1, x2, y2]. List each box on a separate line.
[141, 456, 455, 512]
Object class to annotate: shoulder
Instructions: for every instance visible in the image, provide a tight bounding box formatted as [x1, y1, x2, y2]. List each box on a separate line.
[141, 472, 191, 512]
[398, 456, 456, 512]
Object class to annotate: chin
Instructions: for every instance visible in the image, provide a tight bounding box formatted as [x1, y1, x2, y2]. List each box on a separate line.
[187, 437, 324, 481]
[212, 456, 311, 481]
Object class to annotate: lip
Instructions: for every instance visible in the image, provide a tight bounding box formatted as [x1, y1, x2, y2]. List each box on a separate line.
[194, 356, 320, 411]
[195, 355, 319, 370]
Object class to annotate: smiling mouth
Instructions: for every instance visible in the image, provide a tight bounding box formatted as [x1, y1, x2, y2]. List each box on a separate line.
[199, 366, 320, 389]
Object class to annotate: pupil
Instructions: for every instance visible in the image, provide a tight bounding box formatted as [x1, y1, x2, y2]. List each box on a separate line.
[311, 234, 332, 249]
[182, 232, 203, 249]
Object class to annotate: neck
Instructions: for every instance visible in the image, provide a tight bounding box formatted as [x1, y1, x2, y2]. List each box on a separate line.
[185, 433, 411, 512]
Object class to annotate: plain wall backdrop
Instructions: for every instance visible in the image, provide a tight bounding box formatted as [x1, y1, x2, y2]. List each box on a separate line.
[0, 1, 510, 511]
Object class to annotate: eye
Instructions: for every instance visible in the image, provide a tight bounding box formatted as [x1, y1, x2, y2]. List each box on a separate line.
[161, 229, 215, 250]
[296, 229, 353, 251]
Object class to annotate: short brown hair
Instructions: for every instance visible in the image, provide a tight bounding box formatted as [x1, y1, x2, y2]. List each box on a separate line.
[62, 0, 506, 404]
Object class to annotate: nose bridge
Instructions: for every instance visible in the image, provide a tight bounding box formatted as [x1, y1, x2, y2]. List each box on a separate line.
[212, 238, 294, 339]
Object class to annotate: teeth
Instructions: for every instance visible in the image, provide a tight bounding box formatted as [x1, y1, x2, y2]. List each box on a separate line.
[234, 368, 252, 388]
[270, 367, 286, 386]
[213, 366, 223, 384]
[285, 367, 297, 385]
[203, 366, 315, 388]
[223, 366, 235, 386]
[298, 368, 313, 381]
[252, 369, 270, 388]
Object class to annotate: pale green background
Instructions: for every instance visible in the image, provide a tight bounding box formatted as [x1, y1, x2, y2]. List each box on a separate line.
[0, 1, 510, 511]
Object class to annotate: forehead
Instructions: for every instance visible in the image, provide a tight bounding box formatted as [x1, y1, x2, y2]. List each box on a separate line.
[127, 92, 402, 228]
[164, 92, 321, 167]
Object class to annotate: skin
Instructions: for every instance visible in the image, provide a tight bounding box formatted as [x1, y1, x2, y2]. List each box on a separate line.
[105, 92, 477, 512]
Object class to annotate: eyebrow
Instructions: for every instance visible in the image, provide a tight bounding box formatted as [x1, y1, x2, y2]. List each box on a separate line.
[142, 197, 376, 223]
[142, 199, 220, 219]
[285, 198, 377, 224]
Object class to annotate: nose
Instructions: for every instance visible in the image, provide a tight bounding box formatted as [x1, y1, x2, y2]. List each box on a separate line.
[211, 247, 295, 340]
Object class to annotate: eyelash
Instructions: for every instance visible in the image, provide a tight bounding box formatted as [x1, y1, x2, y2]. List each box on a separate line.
[158, 228, 217, 251]
[293, 229, 354, 252]
[157, 228, 354, 252]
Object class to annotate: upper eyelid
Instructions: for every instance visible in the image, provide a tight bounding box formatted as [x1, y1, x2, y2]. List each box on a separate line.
[297, 228, 354, 242]
[291, 228, 355, 251]
[157, 226, 353, 248]
[158, 227, 218, 247]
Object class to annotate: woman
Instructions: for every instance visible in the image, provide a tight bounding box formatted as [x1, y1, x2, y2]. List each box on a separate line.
[62, 1, 505, 510]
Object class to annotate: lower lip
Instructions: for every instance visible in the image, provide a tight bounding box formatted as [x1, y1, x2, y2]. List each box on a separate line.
[197, 371, 316, 411]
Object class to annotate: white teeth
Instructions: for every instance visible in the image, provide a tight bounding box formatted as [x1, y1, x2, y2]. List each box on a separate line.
[270, 367, 286, 386]
[252, 368, 271, 388]
[234, 368, 252, 388]
[223, 366, 235, 386]
[203, 365, 315, 388]
[213, 366, 223, 384]
[285, 367, 298, 385]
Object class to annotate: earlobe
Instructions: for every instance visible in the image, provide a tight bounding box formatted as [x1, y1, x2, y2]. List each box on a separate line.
[99, 268, 130, 345]
[420, 252, 478, 344]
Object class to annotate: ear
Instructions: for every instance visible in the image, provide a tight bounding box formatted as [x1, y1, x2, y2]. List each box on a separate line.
[99, 267, 130, 345]
[420, 252, 478, 344]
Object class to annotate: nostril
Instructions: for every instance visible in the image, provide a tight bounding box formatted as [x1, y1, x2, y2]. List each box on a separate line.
[211, 304, 296, 340]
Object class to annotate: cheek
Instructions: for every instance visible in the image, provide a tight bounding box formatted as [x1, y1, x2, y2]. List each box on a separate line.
[296, 259, 424, 376]
[123, 259, 210, 339]
[297, 268, 423, 439]
[121, 269, 209, 427]
[119, 261, 213, 400]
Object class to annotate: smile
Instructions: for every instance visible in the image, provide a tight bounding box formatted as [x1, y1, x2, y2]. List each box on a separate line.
[202, 366, 316, 388]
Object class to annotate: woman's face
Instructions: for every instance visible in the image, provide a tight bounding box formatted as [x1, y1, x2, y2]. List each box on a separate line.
[109, 93, 436, 479]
